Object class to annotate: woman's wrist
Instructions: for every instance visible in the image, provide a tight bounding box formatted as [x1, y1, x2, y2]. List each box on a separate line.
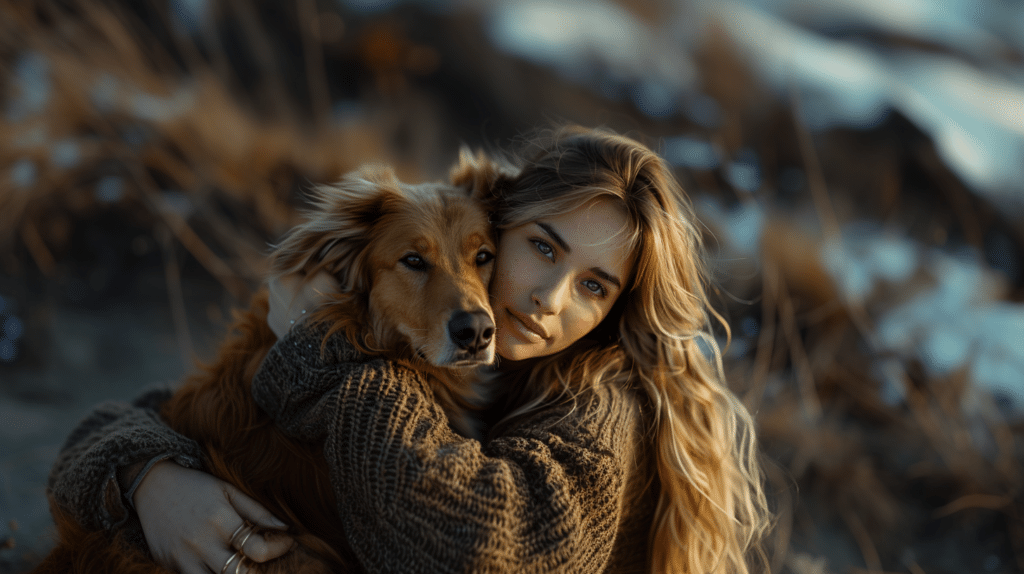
[119, 454, 173, 511]
[267, 272, 339, 339]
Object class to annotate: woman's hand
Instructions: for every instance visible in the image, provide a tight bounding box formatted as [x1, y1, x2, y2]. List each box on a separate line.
[266, 272, 339, 339]
[133, 461, 294, 574]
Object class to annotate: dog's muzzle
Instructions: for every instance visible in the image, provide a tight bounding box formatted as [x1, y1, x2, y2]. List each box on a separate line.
[448, 310, 495, 357]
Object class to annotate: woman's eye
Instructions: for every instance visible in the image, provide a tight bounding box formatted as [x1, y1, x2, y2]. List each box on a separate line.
[532, 239, 554, 258]
[583, 279, 606, 297]
[401, 254, 427, 270]
[475, 250, 494, 266]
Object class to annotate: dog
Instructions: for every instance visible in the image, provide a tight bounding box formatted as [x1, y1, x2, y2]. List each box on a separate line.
[34, 155, 502, 573]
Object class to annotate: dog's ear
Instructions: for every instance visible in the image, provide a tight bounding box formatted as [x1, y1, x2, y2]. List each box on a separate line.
[449, 147, 516, 208]
[270, 165, 404, 293]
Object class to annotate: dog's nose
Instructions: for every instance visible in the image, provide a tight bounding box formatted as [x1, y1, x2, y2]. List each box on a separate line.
[449, 310, 495, 353]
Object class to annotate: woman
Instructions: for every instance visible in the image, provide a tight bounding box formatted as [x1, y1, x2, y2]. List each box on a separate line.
[47, 126, 771, 573]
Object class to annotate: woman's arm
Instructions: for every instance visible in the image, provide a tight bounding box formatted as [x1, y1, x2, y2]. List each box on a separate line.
[253, 323, 642, 573]
[47, 384, 294, 574]
[47, 384, 206, 533]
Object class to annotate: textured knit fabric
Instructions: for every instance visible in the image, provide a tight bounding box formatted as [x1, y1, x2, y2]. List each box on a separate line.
[252, 322, 658, 573]
[46, 384, 206, 553]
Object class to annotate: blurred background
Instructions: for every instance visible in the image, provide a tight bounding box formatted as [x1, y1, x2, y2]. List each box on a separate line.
[1, 0, 1022, 572]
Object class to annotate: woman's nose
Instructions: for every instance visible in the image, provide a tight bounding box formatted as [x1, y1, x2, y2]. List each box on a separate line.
[532, 274, 571, 314]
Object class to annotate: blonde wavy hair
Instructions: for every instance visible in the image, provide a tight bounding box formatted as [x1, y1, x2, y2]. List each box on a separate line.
[453, 125, 771, 573]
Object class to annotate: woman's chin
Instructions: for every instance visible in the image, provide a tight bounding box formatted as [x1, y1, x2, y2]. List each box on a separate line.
[495, 340, 541, 363]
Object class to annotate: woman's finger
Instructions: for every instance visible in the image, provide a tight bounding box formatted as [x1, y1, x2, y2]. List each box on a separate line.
[237, 528, 296, 563]
[224, 486, 295, 563]
[266, 274, 302, 338]
[224, 484, 289, 530]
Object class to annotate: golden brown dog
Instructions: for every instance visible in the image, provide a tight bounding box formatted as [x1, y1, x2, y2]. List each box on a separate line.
[34, 158, 499, 574]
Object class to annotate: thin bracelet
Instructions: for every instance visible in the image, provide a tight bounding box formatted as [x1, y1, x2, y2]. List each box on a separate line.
[122, 454, 172, 511]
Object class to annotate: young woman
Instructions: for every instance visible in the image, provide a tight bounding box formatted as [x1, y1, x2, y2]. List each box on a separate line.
[47, 126, 771, 573]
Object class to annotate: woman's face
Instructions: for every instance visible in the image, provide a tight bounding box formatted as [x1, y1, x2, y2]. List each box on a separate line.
[490, 198, 635, 362]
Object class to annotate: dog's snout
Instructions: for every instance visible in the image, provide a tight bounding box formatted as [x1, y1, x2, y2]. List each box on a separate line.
[449, 310, 495, 353]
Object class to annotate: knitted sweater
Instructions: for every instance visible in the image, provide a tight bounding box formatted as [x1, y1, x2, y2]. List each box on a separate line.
[47, 385, 207, 551]
[251, 323, 657, 574]
[46, 325, 657, 572]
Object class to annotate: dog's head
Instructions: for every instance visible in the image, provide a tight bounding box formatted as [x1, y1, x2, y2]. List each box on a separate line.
[270, 164, 497, 369]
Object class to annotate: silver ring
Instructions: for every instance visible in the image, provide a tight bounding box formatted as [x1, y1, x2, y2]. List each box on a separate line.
[235, 555, 248, 574]
[235, 528, 256, 554]
[228, 522, 249, 546]
[229, 521, 254, 549]
[220, 550, 243, 574]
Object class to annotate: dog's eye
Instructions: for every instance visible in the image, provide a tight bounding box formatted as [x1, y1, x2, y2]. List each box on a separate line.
[475, 250, 494, 266]
[401, 254, 427, 270]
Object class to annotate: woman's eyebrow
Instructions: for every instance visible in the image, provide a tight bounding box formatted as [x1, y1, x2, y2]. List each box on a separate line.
[591, 268, 621, 289]
[537, 222, 571, 253]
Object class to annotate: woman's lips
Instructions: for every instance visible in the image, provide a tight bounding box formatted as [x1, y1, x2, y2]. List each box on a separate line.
[507, 309, 549, 341]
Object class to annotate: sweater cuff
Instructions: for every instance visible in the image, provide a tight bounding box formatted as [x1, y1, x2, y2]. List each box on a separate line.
[49, 401, 206, 532]
[121, 454, 173, 511]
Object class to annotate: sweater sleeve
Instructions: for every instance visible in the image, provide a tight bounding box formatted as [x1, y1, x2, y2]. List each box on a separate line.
[252, 323, 641, 574]
[47, 384, 206, 538]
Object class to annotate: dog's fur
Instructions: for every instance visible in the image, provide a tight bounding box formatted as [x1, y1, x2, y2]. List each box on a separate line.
[33, 160, 500, 574]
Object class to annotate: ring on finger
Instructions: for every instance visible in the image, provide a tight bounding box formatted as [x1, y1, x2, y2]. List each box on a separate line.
[235, 527, 256, 555]
[229, 521, 254, 550]
[220, 550, 243, 574]
[235, 555, 249, 574]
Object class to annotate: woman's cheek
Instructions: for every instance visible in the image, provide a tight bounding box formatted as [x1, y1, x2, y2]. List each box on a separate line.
[584, 300, 615, 334]
[503, 252, 540, 296]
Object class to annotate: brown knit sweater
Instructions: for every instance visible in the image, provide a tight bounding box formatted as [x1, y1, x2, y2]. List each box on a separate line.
[251, 323, 658, 573]
[46, 324, 657, 572]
